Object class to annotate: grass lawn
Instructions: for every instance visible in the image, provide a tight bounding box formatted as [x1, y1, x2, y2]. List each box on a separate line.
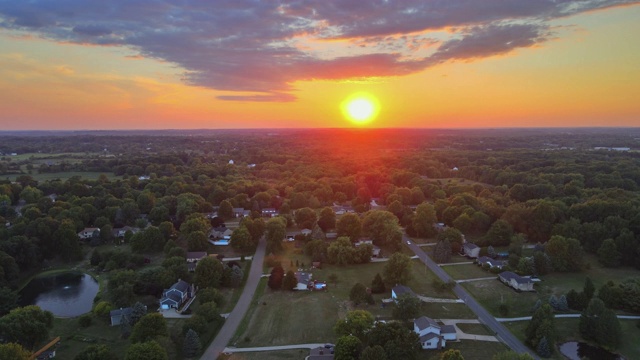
[442, 264, 492, 280]
[50, 316, 128, 359]
[456, 323, 494, 336]
[462, 280, 540, 317]
[421, 302, 477, 319]
[505, 318, 640, 360]
[423, 340, 509, 360]
[221, 349, 309, 360]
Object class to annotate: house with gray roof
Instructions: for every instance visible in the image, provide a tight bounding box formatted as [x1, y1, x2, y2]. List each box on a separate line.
[414, 316, 457, 349]
[160, 279, 194, 309]
[391, 285, 415, 300]
[498, 271, 534, 292]
[110, 307, 133, 326]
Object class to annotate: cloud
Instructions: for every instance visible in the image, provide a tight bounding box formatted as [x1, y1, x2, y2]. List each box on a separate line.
[0, 0, 637, 101]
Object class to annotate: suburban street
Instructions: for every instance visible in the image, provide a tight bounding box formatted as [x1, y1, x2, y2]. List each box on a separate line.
[200, 237, 267, 359]
[403, 235, 540, 360]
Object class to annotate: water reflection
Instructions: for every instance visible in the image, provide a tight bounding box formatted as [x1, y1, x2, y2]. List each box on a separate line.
[559, 341, 623, 360]
[19, 272, 99, 317]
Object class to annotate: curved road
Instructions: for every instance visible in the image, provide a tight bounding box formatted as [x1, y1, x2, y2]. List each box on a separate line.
[200, 237, 267, 359]
[404, 235, 540, 360]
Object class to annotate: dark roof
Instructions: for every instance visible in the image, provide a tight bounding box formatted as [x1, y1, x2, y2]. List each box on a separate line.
[441, 325, 456, 334]
[499, 271, 532, 284]
[295, 272, 312, 285]
[464, 243, 479, 250]
[309, 346, 334, 359]
[186, 251, 207, 259]
[392, 285, 415, 297]
[110, 307, 133, 318]
[414, 316, 440, 331]
[419, 333, 440, 341]
[170, 279, 191, 293]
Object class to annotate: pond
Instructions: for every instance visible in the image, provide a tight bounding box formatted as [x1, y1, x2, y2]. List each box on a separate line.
[19, 272, 99, 317]
[559, 341, 623, 360]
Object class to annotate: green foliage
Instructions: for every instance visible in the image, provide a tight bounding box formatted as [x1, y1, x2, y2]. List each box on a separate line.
[318, 207, 336, 232]
[433, 239, 452, 263]
[536, 336, 551, 358]
[525, 304, 555, 350]
[392, 293, 421, 322]
[334, 310, 375, 341]
[362, 210, 402, 248]
[181, 315, 207, 336]
[268, 264, 284, 290]
[371, 273, 386, 294]
[198, 288, 224, 306]
[182, 329, 202, 358]
[335, 335, 363, 360]
[336, 213, 362, 241]
[544, 235, 583, 272]
[0, 305, 54, 350]
[74, 344, 119, 360]
[486, 219, 514, 247]
[194, 257, 224, 289]
[294, 207, 318, 229]
[367, 321, 420, 360]
[78, 313, 92, 327]
[282, 270, 298, 291]
[383, 253, 412, 285]
[0, 286, 18, 316]
[129, 313, 168, 343]
[349, 283, 369, 305]
[124, 341, 168, 360]
[360, 345, 387, 360]
[413, 202, 438, 238]
[265, 216, 287, 254]
[230, 225, 254, 252]
[327, 237, 357, 265]
[580, 298, 622, 349]
[491, 351, 534, 360]
[0, 343, 31, 360]
[218, 200, 233, 219]
[597, 238, 621, 267]
[440, 349, 465, 360]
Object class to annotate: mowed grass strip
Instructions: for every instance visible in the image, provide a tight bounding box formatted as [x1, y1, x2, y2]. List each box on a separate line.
[442, 263, 492, 280]
[222, 349, 309, 360]
[462, 279, 539, 317]
[456, 322, 494, 336]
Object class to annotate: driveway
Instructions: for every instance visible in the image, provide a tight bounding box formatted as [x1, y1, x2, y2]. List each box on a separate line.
[200, 236, 267, 359]
[404, 235, 540, 359]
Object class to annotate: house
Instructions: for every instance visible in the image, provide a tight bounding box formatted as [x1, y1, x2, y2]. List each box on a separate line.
[36, 350, 56, 359]
[210, 226, 232, 239]
[186, 252, 207, 263]
[325, 232, 338, 240]
[333, 206, 346, 215]
[210, 239, 230, 246]
[262, 208, 277, 217]
[159, 279, 195, 309]
[354, 240, 381, 258]
[476, 256, 506, 269]
[110, 307, 133, 326]
[414, 316, 457, 350]
[78, 227, 100, 239]
[498, 271, 534, 292]
[391, 285, 415, 300]
[462, 243, 480, 258]
[113, 226, 140, 238]
[309, 346, 334, 359]
[300, 228, 313, 236]
[232, 208, 245, 218]
[294, 272, 312, 291]
[433, 223, 447, 232]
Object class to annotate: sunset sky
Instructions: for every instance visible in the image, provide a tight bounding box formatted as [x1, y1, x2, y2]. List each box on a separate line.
[0, 1, 639, 130]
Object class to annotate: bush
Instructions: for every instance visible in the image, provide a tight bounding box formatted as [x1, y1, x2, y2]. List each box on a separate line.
[499, 303, 510, 316]
[78, 314, 92, 328]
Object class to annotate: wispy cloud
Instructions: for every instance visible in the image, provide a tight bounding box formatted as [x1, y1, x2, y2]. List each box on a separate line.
[0, 0, 636, 101]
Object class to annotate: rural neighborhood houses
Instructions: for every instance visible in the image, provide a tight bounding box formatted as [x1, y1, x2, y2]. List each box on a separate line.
[498, 271, 535, 292]
[414, 316, 457, 350]
[476, 256, 506, 270]
[159, 279, 195, 309]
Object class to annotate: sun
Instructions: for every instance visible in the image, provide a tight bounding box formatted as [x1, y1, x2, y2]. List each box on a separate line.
[341, 93, 380, 125]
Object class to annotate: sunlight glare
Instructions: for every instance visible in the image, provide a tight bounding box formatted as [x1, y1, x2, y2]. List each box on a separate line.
[342, 93, 380, 125]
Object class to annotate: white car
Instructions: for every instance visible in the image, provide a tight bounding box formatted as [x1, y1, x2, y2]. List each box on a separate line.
[406, 241, 411, 245]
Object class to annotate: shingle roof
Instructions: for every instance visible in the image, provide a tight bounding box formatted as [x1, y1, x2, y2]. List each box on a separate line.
[171, 279, 191, 293]
[464, 242, 479, 250]
[419, 333, 440, 341]
[110, 307, 133, 318]
[414, 316, 440, 331]
[392, 285, 415, 297]
[441, 325, 456, 334]
[499, 271, 532, 284]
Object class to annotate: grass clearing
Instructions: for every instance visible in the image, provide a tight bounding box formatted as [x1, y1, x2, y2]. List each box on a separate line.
[50, 316, 128, 359]
[422, 340, 509, 360]
[422, 302, 477, 319]
[462, 280, 539, 317]
[456, 323, 494, 336]
[442, 264, 492, 280]
[221, 349, 309, 360]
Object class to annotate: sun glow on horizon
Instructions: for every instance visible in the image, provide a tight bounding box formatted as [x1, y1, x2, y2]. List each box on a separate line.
[342, 93, 380, 125]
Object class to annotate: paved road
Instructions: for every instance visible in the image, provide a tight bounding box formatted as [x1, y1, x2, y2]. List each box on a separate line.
[200, 237, 267, 359]
[404, 235, 540, 360]
[223, 343, 326, 353]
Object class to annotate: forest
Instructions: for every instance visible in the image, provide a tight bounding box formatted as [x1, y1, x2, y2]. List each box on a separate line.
[1, 128, 640, 359]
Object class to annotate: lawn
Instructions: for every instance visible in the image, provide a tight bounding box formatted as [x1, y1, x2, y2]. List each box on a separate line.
[221, 349, 309, 360]
[462, 280, 540, 317]
[442, 263, 492, 280]
[456, 323, 494, 336]
[505, 318, 640, 360]
[50, 316, 129, 359]
[422, 340, 509, 360]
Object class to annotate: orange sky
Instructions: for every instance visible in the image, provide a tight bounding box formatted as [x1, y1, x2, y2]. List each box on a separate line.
[0, 2, 639, 130]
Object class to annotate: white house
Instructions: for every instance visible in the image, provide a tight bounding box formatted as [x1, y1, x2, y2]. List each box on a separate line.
[391, 285, 415, 300]
[414, 316, 457, 349]
[262, 208, 277, 217]
[498, 271, 534, 292]
[186, 252, 207, 263]
[78, 227, 100, 239]
[476, 256, 506, 269]
[160, 279, 194, 309]
[294, 272, 312, 291]
[462, 243, 480, 258]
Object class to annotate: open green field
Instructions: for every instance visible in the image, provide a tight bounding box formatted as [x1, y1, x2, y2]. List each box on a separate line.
[456, 322, 494, 336]
[423, 340, 509, 360]
[462, 279, 539, 317]
[223, 349, 309, 360]
[505, 318, 640, 360]
[442, 263, 492, 280]
[50, 317, 128, 359]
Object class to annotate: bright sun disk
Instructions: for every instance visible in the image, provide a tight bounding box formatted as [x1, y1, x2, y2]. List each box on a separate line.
[342, 93, 379, 125]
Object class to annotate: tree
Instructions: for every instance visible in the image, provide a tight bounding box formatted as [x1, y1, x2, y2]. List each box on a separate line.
[0, 287, 18, 316]
[440, 349, 465, 360]
[182, 329, 202, 358]
[383, 253, 412, 285]
[544, 235, 583, 272]
[130, 302, 147, 326]
[371, 273, 386, 294]
[525, 304, 555, 350]
[327, 237, 357, 265]
[413, 203, 438, 238]
[318, 207, 336, 232]
[536, 337, 551, 358]
[336, 213, 362, 241]
[360, 345, 387, 360]
[393, 293, 421, 322]
[74, 344, 118, 360]
[282, 270, 298, 291]
[218, 200, 233, 219]
[124, 341, 168, 360]
[367, 321, 420, 360]
[54, 219, 82, 262]
[0, 306, 54, 350]
[362, 210, 402, 248]
[187, 231, 208, 252]
[491, 351, 534, 360]
[349, 283, 368, 305]
[433, 239, 452, 263]
[532, 251, 552, 275]
[597, 238, 621, 268]
[194, 257, 224, 289]
[268, 264, 284, 290]
[195, 301, 220, 323]
[230, 226, 254, 252]
[0, 343, 31, 360]
[486, 220, 513, 247]
[580, 298, 621, 349]
[265, 217, 287, 253]
[583, 276, 595, 302]
[334, 310, 375, 341]
[334, 335, 362, 360]
[295, 207, 318, 229]
[129, 313, 168, 343]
